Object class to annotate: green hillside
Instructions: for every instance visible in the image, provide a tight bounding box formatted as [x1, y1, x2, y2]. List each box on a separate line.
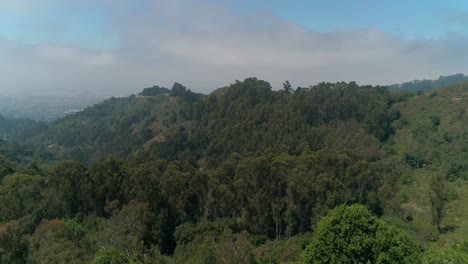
[384, 81, 468, 248]
[27, 83, 199, 162]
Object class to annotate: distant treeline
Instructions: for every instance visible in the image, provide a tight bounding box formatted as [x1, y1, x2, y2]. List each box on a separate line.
[387, 73, 468, 93]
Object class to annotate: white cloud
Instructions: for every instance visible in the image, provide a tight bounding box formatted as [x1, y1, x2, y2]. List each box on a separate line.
[0, 0, 56, 12]
[1, 0, 468, 95]
[37, 46, 117, 66]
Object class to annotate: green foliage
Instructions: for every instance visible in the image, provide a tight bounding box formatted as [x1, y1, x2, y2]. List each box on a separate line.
[0, 217, 34, 264]
[63, 219, 87, 243]
[170, 82, 202, 102]
[302, 204, 421, 264]
[0, 140, 36, 164]
[173, 231, 255, 264]
[174, 218, 240, 245]
[96, 201, 152, 259]
[0, 173, 45, 222]
[0, 114, 46, 141]
[188, 79, 396, 167]
[26, 78, 398, 165]
[92, 247, 139, 264]
[138, 85, 170, 96]
[27, 94, 192, 162]
[0, 157, 15, 179]
[282, 80, 294, 94]
[384, 81, 468, 245]
[429, 176, 455, 233]
[28, 219, 94, 264]
[253, 232, 313, 263]
[421, 247, 468, 264]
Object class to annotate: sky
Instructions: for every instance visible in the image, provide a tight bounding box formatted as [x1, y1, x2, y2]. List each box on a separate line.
[1, 0, 468, 95]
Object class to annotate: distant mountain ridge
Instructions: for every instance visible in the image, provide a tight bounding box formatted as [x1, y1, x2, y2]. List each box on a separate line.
[387, 73, 468, 93]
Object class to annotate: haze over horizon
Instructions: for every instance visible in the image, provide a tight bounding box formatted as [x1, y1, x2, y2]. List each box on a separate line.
[2, 0, 468, 96]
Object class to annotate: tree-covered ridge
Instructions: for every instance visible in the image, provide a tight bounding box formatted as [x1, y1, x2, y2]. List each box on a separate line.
[139, 82, 202, 102]
[139, 85, 171, 96]
[387, 73, 468, 93]
[183, 79, 396, 167]
[28, 78, 400, 165]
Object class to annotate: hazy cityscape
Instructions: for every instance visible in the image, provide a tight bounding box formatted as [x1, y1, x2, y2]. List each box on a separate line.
[0, 94, 106, 121]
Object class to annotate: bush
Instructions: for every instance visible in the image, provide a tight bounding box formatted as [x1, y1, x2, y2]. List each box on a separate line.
[301, 204, 421, 264]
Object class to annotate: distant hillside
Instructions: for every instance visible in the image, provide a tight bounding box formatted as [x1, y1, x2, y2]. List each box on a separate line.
[387, 73, 468, 93]
[0, 115, 46, 141]
[0, 115, 43, 163]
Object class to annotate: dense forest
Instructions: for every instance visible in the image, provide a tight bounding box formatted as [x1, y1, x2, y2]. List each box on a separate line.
[1, 78, 468, 263]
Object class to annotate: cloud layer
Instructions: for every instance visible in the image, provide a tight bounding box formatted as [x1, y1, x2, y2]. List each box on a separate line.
[1, 0, 468, 95]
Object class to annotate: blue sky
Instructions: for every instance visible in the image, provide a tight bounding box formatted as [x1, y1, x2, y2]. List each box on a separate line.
[251, 0, 467, 38]
[0, 2, 115, 49]
[1, 0, 468, 95]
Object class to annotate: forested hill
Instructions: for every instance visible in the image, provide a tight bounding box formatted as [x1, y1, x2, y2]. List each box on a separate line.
[387, 73, 468, 93]
[28, 78, 400, 164]
[2, 78, 468, 263]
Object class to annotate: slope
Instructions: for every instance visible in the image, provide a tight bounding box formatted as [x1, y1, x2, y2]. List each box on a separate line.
[28, 84, 198, 162]
[384, 81, 468, 247]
